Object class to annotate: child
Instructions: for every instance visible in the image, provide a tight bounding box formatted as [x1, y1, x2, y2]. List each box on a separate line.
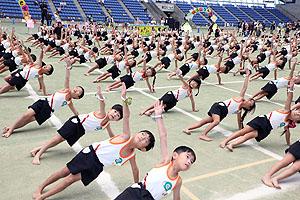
[33, 83, 155, 200]
[30, 85, 122, 165]
[140, 61, 201, 116]
[69, 46, 98, 65]
[2, 59, 83, 138]
[252, 58, 299, 101]
[261, 139, 300, 189]
[183, 69, 255, 141]
[105, 54, 156, 92]
[220, 81, 300, 151]
[0, 47, 54, 96]
[115, 101, 196, 200]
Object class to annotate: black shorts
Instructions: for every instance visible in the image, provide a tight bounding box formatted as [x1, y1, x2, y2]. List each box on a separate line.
[257, 53, 266, 63]
[42, 39, 49, 46]
[197, 67, 210, 80]
[48, 40, 56, 48]
[3, 52, 13, 60]
[208, 46, 214, 55]
[161, 57, 171, 69]
[258, 67, 270, 79]
[295, 96, 300, 104]
[230, 52, 238, 59]
[95, 58, 107, 69]
[120, 74, 135, 89]
[107, 65, 121, 79]
[67, 145, 104, 186]
[208, 102, 228, 121]
[160, 91, 177, 112]
[180, 63, 190, 77]
[144, 52, 152, 63]
[4, 59, 17, 72]
[58, 116, 85, 146]
[56, 47, 65, 55]
[28, 99, 53, 125]
[247, 115, 273, 142]
[32, 34, 39, 40]
[280, 48, 288, 56]
[115, 182, 154, 200]
[191, 52, 199, 61]
[285, 140, 300, 160]
[261, 81, 277, 100]
[224, 60, 234, 74]
[78, 55, 87, 64]
[69, 49, 79, 57]
[105, 43, 113, 49]
[7, 69, 28, 91]
[130, 50, 139, 58]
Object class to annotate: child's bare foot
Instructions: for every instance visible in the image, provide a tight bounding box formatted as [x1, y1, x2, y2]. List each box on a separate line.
[30, 147, 41, 157]
[32, 156, 41, 165]
[271, 178, 281, 189]
[140, 111, 146, 116]
[167, 74, 171, 80]
[220, 141, 227, 148]
[200, 135, 213, 141]
[2, 128, 12, 138]
[105, 88, 111, 92]
[38, 89, 42, 92]
[84, 72, 90, 76]
[33, 187, 42, 199]
[2, 126, 9, 134]
[227, 144, 233, 152]
[145, 111, 151, 117]
[261, 175, 274, 187]
[233, 71, 237, 76]
[182, 128, 192, 135]
[93, 79, 99, 83]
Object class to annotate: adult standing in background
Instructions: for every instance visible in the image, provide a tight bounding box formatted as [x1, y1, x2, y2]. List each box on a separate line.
[39, 0, 48, 25]
[270, 21, 275, 34]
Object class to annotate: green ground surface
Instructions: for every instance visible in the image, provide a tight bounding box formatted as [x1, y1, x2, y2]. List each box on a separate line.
[1, 22, 300, 200]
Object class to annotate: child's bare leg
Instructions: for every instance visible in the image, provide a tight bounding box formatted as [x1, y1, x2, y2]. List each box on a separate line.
[93, 72, 111, 82]
[48, 51, 59, 58]
[226, 130, 258, 152]
[70, 58, 80, 65]
[44, 45, 52, 54]
[167, 72, 176, 80]
[0, 66, 9, 74]
[106, 81, 122, 91]
[271, 159, 300, 189]
[140, 100, 159, 115]
[136, 59, 144, 66]
[32, 134, 65, 165]
[2, 108, 36, 137]
[0, 84, 15, 95]
[59, 54, 69, 62]
[220, 125, 255, 148]
[156, 65, 165, 73]
[199, 114, 221, 141]
[252, 90, 268, 101]
[261, 152, 295, 187]
[33, 166, 72, 199]
[152, 61, 162, 69]
[85, 63, 99, 76]
[183, 116, 213, 135]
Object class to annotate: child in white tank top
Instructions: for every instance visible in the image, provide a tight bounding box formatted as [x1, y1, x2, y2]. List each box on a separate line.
[183, 69, 255, 141]
[115, 102, 196, 200]
[221, 81, 300, 152]
[30, 85, 123, 165]
[33, 83, 155, 200]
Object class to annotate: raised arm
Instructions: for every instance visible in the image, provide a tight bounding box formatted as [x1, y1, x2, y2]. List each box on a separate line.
[288, 58, 297, 79]
[284, 81, 294, 111]
[63, 58, 71, 90]
[121, 82, 131, 139]
[154, 101, 171, 165]
[96, 85, 106, 117]
[239, 68, 250, 98]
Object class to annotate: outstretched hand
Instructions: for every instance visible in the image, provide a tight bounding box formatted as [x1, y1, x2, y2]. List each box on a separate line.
[154, 100, 164, 116]
[121, 82, 127, 99]
[97, 85, 102, 95]
[64, 57, 72, 69]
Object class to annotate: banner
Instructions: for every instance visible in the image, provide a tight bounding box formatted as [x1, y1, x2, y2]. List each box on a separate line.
[129, 25, 169, 37]
[185, 7, 218, 23]
[16, 0, 31, 20]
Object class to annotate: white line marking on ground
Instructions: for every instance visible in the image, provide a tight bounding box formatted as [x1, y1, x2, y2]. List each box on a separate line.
[25, 83, 120, 198]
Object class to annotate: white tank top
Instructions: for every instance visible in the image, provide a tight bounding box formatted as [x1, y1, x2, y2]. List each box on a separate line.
[117, 61, 128, 71]
[223, 44, 229, 51]
[266, 63, 276, 71]
[78, 112, 110, 131]
[266, 110, 289, 130]
[132, 71, 145, 83]
[106, 56, 114, 65]
[247, 63, 254, 72]
[20, 64, 42, 80]
[172, 86, 192, 101]
[167, 54, 175, 62]
[12, 50, 20, 57]
[142, 162, 181, 200]
[47, 91, 72, 111]
[274, 77, 290, 89]
[264, 51, 271, 58]
[188, 62, 199, 70]
[62, 43, 70, 51]
[205, 64, 218, 74]
[285, 54, 292, 61]
[55, 40, 61, 46]
[223, 98, 243, 114]
[232, 56, 241, 65]
[84, 51, 93, 60]
[14, 57, 27, 66]
[150, 51, 158, 58]
[92, 135, 136, 167]
[78, 48, 84, 55]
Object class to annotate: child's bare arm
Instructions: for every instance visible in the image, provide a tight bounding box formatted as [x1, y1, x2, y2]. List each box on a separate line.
[38, 76, 49, 96]
[96, 85, 106, 117]
[283, 81, 294, 112]
[189, 95, 198, 112]
[121, 82, 131, 139]
[172, 178, 182, 200]
[63, 58, 71, 90]
[239, 69, 250, 98]
[129, 157, 139, 183]
[154, 101, 171, 165]
[68, 102, 79, 116]
[285, 128, 291, 146]
[106, 124, 115, 138]
[288, 58, 297, 79]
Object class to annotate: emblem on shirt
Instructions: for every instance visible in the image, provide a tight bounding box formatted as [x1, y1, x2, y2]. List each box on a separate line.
[115, 157, 123, 164]
[163, 181, 172, 192]
[280, 122, 286, 127]
[62, 101, 68, 106]
[96, 126, 102, 131]
[35, 74, 39, 78]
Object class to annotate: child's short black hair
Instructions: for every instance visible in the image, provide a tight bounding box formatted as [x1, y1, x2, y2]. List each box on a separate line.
[130, 60, 136, 67]
[30, 54, 37, 62]
[46, 64, 54, 76]
[189, 77, 201, 96]
[92, 47, 98, 53]
[77, 86, 85, 99]
[112, 104, 123, 120]
[139, 130, 155, 151]
[173, 146, 196, 163]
